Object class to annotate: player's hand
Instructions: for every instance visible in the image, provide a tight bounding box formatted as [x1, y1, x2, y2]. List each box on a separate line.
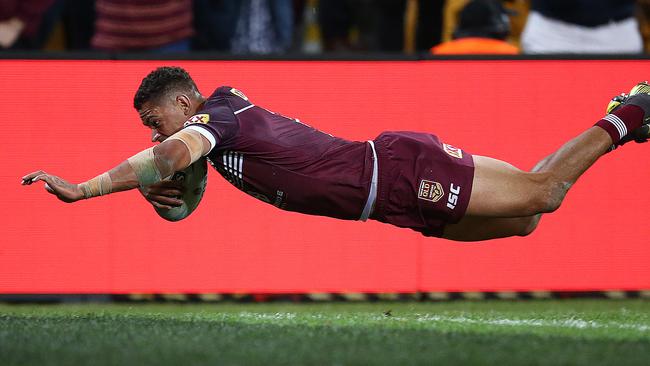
[139, 180, 185, 210]
[21, 170, 85, 203]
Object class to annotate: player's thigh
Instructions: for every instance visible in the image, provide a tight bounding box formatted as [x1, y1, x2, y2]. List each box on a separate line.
[466, 155, 546, 217]
[442, 215, 540, 242]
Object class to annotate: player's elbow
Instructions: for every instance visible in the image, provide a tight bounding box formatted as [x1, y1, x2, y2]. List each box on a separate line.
[153, 140, 191, 178]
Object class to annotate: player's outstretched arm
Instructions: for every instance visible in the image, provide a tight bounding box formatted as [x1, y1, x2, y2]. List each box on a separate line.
[21, 129, 210, 203]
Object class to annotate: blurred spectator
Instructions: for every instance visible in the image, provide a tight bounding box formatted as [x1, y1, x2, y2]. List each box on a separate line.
[61, 0, 95, 50]
[318, 0, 405, 52]
[193, 0, 293, 54]
[316, 0, 443, 53]
[441, 0, 521, 44]
[193, 0, 240, 51]
[92, 0, 193, 52]
[521, 0, 643, 54]
[0, 0, 55, 49]
[638, 0, 650, 52]
[415, 0, 445, 52]
[35, 0, 95, 51]
[301, 0, 322, 53]
[432, 0, 518, 54]
[231, 0, 293, 54]
[441, 0, 472, 43]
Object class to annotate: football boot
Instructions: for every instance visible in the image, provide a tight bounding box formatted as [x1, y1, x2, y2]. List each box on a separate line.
[605, 81, 650, 149]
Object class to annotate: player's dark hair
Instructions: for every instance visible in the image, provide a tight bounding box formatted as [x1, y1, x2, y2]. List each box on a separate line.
[133, 66, 200, 110]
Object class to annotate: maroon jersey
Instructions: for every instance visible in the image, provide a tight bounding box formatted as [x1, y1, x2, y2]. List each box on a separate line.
[183, 86, 375, 220]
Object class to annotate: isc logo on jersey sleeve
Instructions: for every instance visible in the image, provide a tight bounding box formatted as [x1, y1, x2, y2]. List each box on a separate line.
[418, 179, 444, 202]
[184, 114, 210, 126]
[443, 143, 463, 159]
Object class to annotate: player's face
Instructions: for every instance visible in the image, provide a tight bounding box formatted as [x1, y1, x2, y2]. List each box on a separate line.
[138, 98, 190, 143]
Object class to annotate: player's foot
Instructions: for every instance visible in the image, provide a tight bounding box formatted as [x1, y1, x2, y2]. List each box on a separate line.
[605, 82, 650, 151]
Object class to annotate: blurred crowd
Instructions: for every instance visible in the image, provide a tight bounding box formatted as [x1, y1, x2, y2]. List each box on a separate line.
[2, 0, 650, 55]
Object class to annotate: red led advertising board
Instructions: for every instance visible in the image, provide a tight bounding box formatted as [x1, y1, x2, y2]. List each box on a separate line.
[1, 60, 649, 293]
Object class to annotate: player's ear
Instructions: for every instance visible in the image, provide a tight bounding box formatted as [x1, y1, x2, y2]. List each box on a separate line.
[176, 94, 191, 116]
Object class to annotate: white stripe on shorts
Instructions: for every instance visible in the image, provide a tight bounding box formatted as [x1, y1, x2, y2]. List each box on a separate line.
[359, 140, 378, 221]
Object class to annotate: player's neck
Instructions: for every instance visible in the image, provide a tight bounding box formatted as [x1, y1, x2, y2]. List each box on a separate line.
[195, 97, 207, 112]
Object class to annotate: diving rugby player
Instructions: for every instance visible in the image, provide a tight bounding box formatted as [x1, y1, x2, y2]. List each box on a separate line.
[22, 67, 650, 241]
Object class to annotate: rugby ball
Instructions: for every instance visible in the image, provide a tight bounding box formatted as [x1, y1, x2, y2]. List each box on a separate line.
[151, 158, 208, 221]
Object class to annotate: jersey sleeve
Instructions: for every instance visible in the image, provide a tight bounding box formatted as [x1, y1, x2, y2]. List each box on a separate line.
[182, 86, 252, 154]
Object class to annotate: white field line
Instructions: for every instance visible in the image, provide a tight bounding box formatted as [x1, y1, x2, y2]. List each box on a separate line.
[222, 312, 650, 333]
[236, 312, 298, 320]
[413, 315, 650, 332]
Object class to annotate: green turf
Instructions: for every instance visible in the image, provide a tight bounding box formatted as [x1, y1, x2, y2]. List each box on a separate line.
[1, 300, 650, 365]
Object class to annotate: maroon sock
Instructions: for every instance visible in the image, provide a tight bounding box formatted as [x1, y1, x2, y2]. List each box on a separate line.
[595, 104, 644, 144]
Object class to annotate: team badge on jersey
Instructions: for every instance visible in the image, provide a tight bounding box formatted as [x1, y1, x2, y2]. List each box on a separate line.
[184, 114, 210, 126]
[443, 143, 463, 159]
[230, 88, 249, 101]
[418, 179, 444, 202]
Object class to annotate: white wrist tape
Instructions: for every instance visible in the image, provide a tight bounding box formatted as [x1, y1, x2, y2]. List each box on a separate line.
[79, 172, 112, 198]
[166, 129, 206, 165]
[127, 147, 162, 188]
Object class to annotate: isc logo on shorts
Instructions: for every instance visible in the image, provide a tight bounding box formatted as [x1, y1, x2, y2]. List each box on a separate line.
[443, 143, 463, 159]
[418, 179, 444, 202]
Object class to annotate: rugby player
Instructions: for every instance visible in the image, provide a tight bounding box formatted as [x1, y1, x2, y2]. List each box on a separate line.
[22, 67, 650, 241]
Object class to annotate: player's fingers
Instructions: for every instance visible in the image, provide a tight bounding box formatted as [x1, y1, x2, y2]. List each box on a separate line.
[148, 194, 183, 207]
[151, 201, 174, 210]
[150, 181, 185, 194]
[26, 174, 59, 197]
[35, 175, 61, 196]
[149, 187, 184, 197]
[21, 170, 46, 185]
[28, 173, 49, 184]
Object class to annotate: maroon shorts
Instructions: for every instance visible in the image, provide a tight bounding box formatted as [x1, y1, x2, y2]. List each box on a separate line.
[369, 131, 475, 237]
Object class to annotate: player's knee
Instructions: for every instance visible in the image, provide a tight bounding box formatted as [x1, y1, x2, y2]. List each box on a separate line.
[541, 182, 570, 213]
[520, 193, 556, 216]
[531, 194, 561, 214]
[528, 176, 569, 214]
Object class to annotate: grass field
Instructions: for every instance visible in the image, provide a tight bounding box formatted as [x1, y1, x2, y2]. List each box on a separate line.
[1, 299, 650, 365]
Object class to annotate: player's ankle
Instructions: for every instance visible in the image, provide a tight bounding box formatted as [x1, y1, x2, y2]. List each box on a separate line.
[595, 104, 644, 144]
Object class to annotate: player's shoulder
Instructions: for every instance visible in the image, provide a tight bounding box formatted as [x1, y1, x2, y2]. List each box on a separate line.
[210, 86, 251, 102]
[183, 86, 251, 127]
[205, 86, 253, 115]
